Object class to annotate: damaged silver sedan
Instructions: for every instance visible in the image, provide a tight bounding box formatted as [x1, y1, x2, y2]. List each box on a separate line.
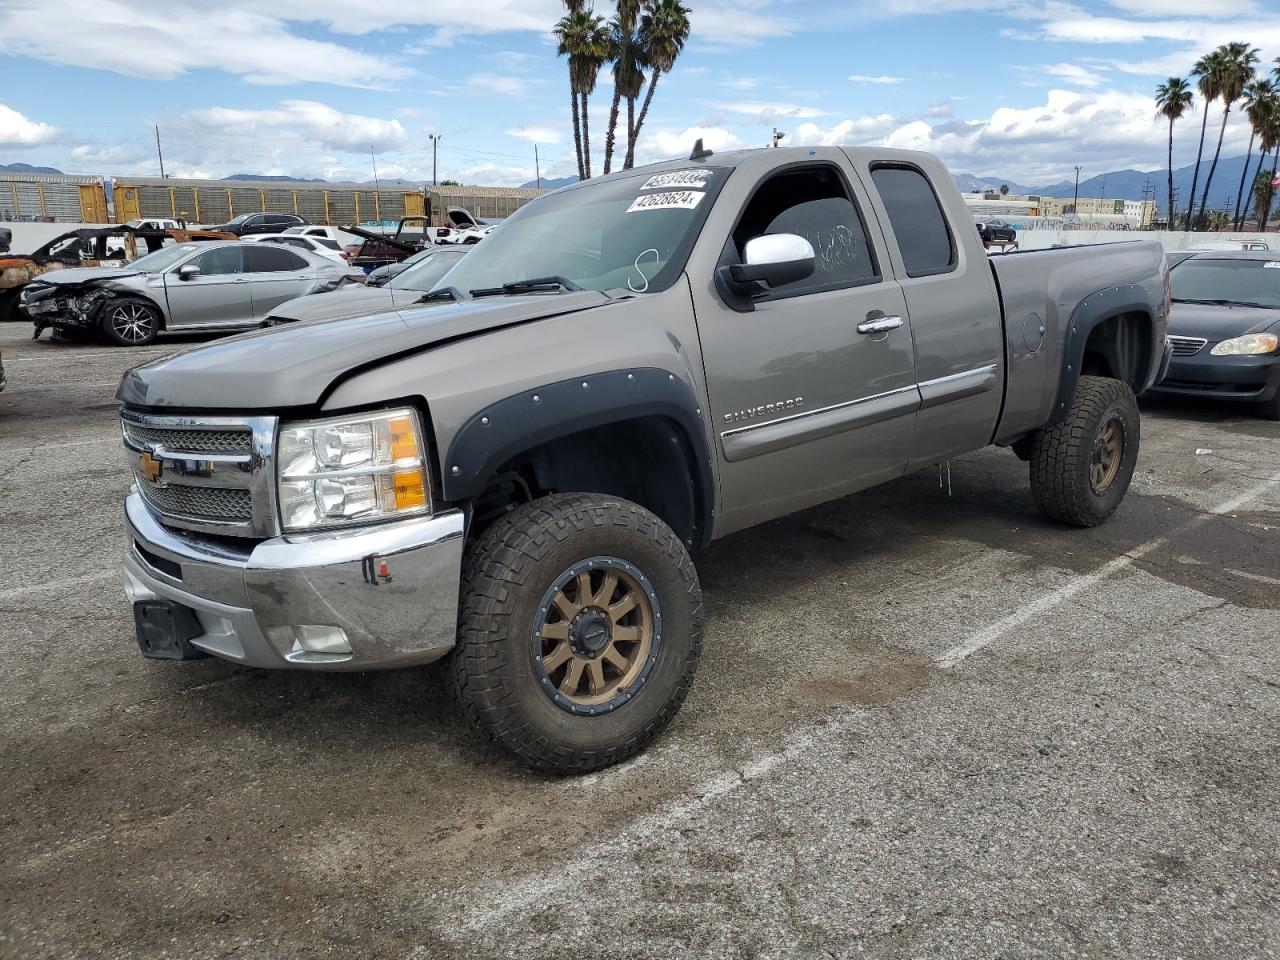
[19, 241, 353, 346]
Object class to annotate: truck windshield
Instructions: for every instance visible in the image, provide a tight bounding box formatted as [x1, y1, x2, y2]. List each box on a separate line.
[1171, 258, 1280, 307]
[434, 166, 729, 297]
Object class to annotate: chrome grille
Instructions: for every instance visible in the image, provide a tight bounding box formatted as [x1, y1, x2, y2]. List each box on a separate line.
[1168, 335, 1207, 357]
[122, 421, 252, 455]
[138, 481, 252, 522]
[121, 409, 279, 538]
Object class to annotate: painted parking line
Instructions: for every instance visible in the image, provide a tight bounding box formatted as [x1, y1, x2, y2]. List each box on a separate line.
[935, 470, 1280, 669]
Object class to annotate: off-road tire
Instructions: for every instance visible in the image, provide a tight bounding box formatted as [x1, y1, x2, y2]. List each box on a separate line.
[1030, 375, 1140, 527]
[100, 298, 160, 347]
[448, 493, 703, 774]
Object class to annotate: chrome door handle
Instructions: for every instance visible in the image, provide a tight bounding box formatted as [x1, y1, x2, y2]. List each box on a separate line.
[857, 314, 904, 335]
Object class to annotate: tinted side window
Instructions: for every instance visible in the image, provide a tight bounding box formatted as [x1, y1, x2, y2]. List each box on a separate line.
[731, 165, 879, 296]
[190, 246, 243, 276]
[870, 165, 956, 278]
[246, 245, 308, 272]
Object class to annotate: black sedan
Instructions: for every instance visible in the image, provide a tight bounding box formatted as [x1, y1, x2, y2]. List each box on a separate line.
[1152, 251, 1280, 419]
[975, 217, 1017, 246]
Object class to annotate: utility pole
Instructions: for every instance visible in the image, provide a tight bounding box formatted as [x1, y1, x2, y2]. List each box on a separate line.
[370, 147, 381, 195]
[155, 125, 166, 179]
[535, 143, 541, 189]
[428, 133, 442, 186]
[1072, 165, 1080, 214]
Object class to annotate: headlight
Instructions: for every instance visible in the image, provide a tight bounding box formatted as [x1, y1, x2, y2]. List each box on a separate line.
[277, 408, 430, 532]
[1210, 333, 1279, 356]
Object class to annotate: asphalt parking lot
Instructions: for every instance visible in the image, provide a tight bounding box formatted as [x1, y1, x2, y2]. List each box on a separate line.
[1, 322, 1278, 960]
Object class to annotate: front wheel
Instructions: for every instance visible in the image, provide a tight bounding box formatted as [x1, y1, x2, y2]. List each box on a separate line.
[1030, 375, 1140, 527]
[100, 298, 160, 346]
[448, 493, 704, 774]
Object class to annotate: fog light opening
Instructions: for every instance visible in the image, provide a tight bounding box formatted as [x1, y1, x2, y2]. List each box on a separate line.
[291, 625, 353, 655]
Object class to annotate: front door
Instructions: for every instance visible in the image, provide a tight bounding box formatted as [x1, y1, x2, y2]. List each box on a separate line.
[243, 244, 315, 319]
[696, 161, 919, 535]
[162, 246, 252, 327]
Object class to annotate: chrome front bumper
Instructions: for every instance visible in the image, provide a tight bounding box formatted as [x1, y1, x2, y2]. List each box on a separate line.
[123, 492, 465, 670]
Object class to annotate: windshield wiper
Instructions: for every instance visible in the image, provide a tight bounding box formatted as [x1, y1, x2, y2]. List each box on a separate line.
[1173, 297, 1271, 308]
[414, 286, 462, 303]
[469, 276, 583, 298]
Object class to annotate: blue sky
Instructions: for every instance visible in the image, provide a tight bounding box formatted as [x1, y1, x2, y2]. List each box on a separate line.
[0, 0, 1276, 187]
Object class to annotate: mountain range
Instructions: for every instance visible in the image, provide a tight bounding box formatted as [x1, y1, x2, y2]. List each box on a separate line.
[6, 155, 1273, 214]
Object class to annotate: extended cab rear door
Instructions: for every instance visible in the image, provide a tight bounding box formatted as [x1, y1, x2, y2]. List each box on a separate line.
[847, 152, 1005, 469]
[689, 152, 919, 535]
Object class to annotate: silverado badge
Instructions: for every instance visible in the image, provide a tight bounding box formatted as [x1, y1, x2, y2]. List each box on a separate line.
[138, 451, 163, 483]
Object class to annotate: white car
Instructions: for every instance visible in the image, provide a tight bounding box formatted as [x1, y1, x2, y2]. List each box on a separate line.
[123, 218, 184, 232]
[245, 232, 351, 266]
[281, 224, 364, 248]
[1187, 239, 1271, 252]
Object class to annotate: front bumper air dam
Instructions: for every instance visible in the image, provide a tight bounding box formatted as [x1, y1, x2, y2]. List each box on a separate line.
[1151, 350, 1280, 403]
[122, 492, 465, 670]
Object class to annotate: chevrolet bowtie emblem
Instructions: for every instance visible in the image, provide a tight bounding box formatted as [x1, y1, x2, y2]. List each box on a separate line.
[138, 451, 163, 483]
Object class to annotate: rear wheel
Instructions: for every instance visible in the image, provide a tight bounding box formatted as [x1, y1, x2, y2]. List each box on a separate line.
[1030, 375, 1140, 527]
[448, 493, 703, 774]
[101, 298, 159, 346]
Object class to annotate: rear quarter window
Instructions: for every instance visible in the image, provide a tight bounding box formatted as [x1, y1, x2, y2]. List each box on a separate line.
[870, 165, 957, 278]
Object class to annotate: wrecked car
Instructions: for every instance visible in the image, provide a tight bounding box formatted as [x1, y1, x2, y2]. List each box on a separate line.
[1, 225, 233, 322]
[21, 240, 352, 346]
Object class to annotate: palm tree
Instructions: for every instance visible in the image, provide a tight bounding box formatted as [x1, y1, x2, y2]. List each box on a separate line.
[1185, 51, 1223, 228]
[1251, 166, 1275, 232]
[603, 0, 646, 175]
[1197, 42, 1260, 224]
[1233, 77, 1274, 228]
[1155, 76, 1193, 228]
[626, 0, 691, 169]
[555, 6, 610, 180]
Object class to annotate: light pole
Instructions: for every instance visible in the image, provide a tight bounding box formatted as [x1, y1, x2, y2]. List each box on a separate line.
[771, 128, 785, 148]
[428, 133, 442, 186]
[1072, 165, 1080, 214]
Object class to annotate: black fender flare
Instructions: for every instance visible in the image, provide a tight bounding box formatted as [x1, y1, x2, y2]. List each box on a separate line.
[442, 367, 715, 543]
[1049, 285, 1156, 426]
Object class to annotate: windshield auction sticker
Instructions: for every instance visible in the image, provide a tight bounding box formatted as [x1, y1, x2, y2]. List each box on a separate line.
[627, 190, 706, 213]
[641, 169, 714, 191]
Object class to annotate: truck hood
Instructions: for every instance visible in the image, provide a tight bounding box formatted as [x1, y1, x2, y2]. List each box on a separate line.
[268, 286, 429, 324]
[1168, 302, 1280, 340]
[117, 290, 615, 410]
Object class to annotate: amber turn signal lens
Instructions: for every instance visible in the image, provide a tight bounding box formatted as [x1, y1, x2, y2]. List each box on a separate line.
[389, 415, 420, 462]
[393, 469, 428, 510]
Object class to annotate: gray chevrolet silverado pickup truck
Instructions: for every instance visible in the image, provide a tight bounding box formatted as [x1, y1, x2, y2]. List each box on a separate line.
[117, 146, 1171, 773]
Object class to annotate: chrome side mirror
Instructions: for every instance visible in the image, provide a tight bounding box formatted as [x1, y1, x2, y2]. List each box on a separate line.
[715, 233, 816, 312]
[177, 264, 201, 281]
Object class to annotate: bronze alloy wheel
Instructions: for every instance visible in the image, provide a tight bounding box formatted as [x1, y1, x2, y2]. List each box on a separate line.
[1090, 415, 1124, 493]
[531, 556, 661, 716]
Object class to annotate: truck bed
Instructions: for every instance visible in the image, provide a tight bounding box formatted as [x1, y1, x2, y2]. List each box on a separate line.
[990, 239, 1167, 443]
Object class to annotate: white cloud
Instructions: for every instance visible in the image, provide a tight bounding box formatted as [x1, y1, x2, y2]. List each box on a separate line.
[721, 101, 830, 122]
[0, 102, 57, 146]
[0, 0, 410, 88]
[1037, 13, 1280, 78]
[179, 101, 408, 152]
[506, 124, 563, 145]
[848, 74, 905, 85]
[1042, 63, 1105, 88]
[688, 2, 796, 48]
[640, 125, 749, 161]
[465, 73, 529, 97]
[1105, 0, 1256, 13]
[792, 115, 898, 146]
